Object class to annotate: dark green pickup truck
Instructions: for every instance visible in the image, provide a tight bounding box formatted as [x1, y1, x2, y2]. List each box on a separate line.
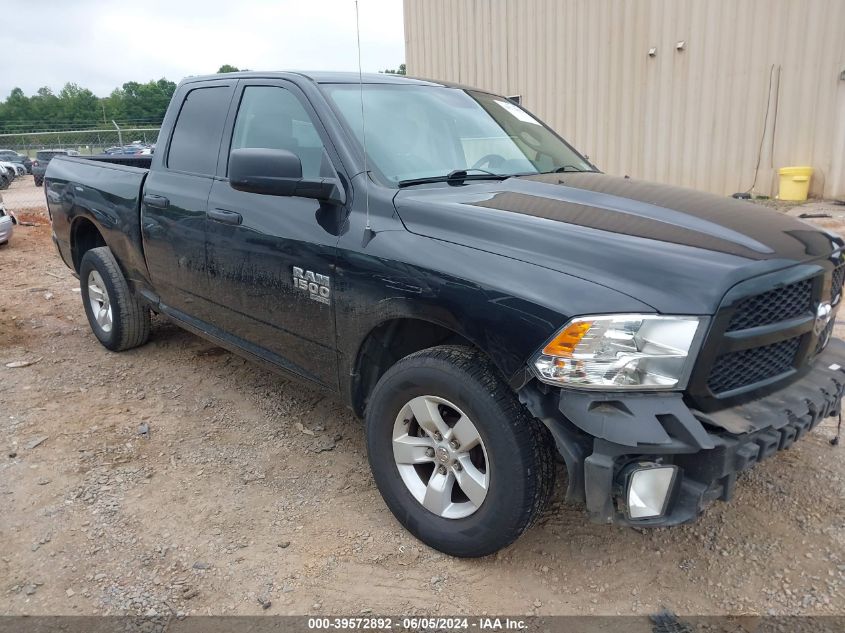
[45, 71, 845, 557]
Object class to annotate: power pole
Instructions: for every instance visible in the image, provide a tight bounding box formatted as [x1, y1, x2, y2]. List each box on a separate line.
[112, 120, 123, 147]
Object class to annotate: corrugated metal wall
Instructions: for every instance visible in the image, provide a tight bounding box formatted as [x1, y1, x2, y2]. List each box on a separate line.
[404, 0, 845, 199]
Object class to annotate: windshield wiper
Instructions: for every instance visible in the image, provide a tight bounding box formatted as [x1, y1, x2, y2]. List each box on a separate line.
[397, 168, 512, 188]
[545, 165, 593, 173]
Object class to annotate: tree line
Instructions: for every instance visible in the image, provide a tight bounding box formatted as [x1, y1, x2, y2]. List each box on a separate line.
[0, 63, 406, 135]
[0, 79, 177, 134]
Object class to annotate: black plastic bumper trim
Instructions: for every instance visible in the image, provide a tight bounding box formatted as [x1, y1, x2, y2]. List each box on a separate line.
[530, 338, 845, 527]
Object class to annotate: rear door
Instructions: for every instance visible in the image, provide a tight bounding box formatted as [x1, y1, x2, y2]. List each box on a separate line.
[204, 79, 344, 389]
[141, 80, 235, 321]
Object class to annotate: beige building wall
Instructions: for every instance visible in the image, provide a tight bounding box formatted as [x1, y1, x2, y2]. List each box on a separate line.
[404, 0, 845, 199]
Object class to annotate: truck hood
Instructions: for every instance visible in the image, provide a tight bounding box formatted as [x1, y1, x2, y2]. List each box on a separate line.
[393, 172, 841, 314]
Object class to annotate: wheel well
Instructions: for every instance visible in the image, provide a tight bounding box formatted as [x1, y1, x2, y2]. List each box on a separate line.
[351, 318, 477, 417]
[71, 217, 106, 272]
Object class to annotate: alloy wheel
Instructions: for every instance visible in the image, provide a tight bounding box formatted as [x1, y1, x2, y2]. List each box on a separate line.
[87, 270, 113, 333]
[392, 395, 489, 519]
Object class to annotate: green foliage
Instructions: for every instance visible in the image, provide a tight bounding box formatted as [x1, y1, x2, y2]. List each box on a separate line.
[0, 79, 177, 133]
[217, 64, 241, 73]
[105, 79, 177, 124]
[382, 63, 407, 76]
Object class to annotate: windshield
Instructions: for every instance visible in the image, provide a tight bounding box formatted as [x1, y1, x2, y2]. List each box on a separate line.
[36, 151, 65, 161]
[323, 84, 592, 185]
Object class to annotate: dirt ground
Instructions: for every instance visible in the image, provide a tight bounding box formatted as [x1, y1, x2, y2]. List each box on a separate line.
[1, 175, 844, 617]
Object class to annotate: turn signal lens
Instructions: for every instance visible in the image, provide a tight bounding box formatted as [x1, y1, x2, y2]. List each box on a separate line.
[542, 320, 593, 357]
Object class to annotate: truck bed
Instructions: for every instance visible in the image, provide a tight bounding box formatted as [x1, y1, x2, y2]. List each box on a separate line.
[87, 154, 153, 169]
[45, 156, 151, 286]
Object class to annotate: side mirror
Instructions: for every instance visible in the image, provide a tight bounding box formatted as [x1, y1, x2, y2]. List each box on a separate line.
[229, 148, 345, 205]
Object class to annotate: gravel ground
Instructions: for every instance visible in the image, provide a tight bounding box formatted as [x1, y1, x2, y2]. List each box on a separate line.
[1, 178, 844, 617]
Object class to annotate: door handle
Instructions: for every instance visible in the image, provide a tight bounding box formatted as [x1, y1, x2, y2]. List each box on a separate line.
[143, 194, 169, 209]
[207, 208, 243, 225]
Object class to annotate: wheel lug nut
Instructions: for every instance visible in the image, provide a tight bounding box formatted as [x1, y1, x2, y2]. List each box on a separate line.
[425, 448, 435, 458]
[449, 440, 460, 450]
[437, 465, 447, 475]
[453, 461, 462, 471]
[433, 432, 443, 442]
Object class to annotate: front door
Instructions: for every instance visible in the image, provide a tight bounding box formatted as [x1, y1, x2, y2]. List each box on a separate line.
[205, 80, 344, 389]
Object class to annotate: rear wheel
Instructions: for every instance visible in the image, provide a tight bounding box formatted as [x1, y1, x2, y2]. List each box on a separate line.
[79, 247, 150, 351]
[365, 345, 556, 557]
[33, 177, 42, 187]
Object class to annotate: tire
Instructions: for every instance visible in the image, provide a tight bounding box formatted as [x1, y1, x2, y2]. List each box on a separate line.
[365, 345, 556, 557]
[79, 246, 151, 351]
[33, 177, 42, 187]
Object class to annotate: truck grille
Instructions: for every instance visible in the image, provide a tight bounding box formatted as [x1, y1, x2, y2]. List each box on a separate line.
[707, 336, 801, 394]
[832, 263, 845, 299]
[691, 260, 844, 407]
[726, 278, 813, 331]
[815, 319, 835, 356]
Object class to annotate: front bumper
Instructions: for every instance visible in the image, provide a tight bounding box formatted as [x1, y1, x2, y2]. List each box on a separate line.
[522, 338, 845, 527]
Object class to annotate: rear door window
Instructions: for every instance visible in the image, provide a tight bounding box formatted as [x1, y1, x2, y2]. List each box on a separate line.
[167, 86, 233, 176]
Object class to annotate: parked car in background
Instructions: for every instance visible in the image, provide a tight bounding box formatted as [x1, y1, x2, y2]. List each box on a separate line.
[103, 145, 150, 156]
[3, 161, 26, 177]
[31, 149, 78, 186]
[0, 162, 18, 188]
[0, 194, 14, 245]
[0, 150, 33, 173]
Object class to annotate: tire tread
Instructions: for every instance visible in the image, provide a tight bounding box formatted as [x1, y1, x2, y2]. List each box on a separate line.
[81, 247, 150, 351]
[367, 344, 556, 556]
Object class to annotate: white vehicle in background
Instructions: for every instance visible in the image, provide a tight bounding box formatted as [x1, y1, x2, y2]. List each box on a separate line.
[0, 194, 14, 246]
[1, 161, 23, 176]
[0, 163, 17, 190]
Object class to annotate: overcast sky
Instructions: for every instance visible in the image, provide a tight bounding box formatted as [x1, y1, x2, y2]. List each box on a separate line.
[2, 0, 406, 99]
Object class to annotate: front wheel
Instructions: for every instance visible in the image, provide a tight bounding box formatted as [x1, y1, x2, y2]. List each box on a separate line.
[79, 247, 150, 351]
[365, 345, 556, 557]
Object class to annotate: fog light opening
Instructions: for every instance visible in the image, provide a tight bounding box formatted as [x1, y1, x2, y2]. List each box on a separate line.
[626, 463, 678, 520]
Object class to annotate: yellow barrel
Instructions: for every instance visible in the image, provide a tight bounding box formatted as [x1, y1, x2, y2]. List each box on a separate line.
[778, 166, 813, 201]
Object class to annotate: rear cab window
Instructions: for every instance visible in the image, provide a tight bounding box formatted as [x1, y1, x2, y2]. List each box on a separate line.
[167, 86, 233, 175]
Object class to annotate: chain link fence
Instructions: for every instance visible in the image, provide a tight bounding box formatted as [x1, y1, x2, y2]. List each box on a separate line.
[0, 127, 160, 214]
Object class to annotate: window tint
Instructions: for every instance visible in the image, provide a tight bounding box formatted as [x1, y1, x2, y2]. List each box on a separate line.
[231, 86, 330, 179]
[168, 86, 231, 175]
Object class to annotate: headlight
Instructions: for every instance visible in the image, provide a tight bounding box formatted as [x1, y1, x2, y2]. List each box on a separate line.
[532, 314, 704, 389]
